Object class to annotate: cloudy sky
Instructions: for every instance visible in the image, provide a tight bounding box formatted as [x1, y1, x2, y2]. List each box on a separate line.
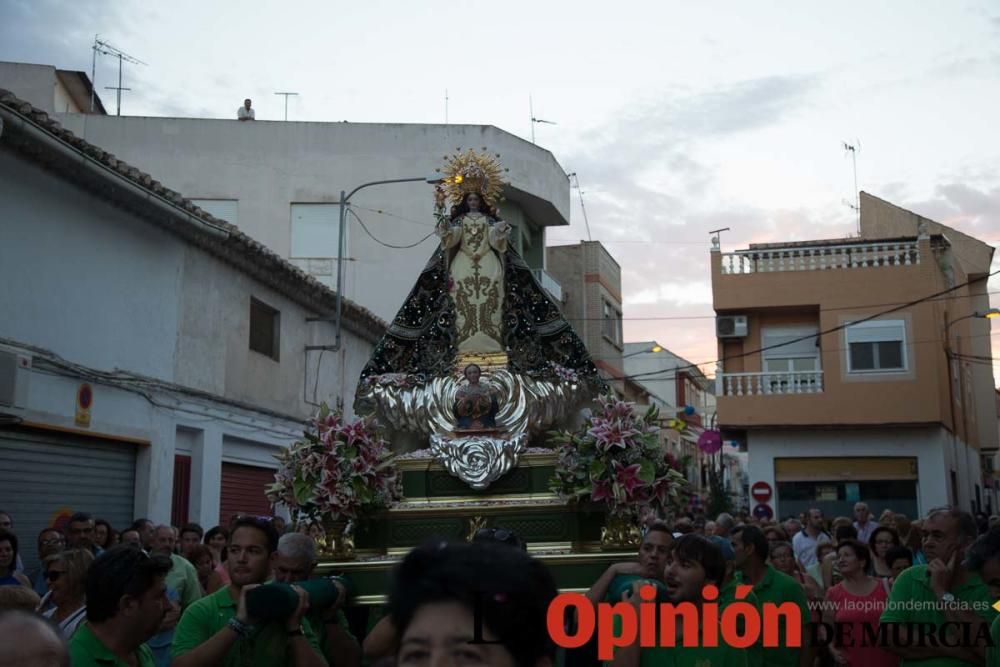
[3, 0, 999, 375]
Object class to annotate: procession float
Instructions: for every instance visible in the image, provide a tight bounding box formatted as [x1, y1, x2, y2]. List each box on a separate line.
[267, 149, 689, 625]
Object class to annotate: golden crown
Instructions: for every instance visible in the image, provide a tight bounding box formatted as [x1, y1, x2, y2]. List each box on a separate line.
[437, 148, 509, 206]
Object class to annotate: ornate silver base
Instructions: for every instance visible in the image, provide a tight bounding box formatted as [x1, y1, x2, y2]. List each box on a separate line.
[429, 432, 528, 490]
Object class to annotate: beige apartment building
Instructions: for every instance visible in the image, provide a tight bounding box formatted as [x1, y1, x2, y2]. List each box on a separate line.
[546, 241, 627, 394]
[712, 193, 999, 520]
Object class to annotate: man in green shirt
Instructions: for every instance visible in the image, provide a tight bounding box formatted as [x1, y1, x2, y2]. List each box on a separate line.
[69, 545, 173, 667]
[732, 525, 811, 667]
[879, 508, 996, 666]
[610, 534, 747, 667]
[272, 532, 360, 667]
[708, 535, 763, 667]
[172, 516, 326, 667]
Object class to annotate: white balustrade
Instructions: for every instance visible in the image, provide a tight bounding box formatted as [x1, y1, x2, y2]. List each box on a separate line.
[719, 371, 824, 396]
[719, 241, 919, 275]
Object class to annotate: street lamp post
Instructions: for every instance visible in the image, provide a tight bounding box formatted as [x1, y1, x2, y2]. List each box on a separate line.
[942, 308, 999, 480]
[622, 345, 664, 360]
[306, 175, 443, 352]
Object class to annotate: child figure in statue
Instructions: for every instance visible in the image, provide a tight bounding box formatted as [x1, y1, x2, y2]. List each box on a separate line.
[453, 364, 499, 431]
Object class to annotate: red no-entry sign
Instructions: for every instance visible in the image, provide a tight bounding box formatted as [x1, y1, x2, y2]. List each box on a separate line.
[750, 481, 772, 503]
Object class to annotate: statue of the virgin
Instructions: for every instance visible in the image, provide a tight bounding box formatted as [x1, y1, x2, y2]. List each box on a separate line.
[355, 149, 602, 487]
[357, 149, 600, 385]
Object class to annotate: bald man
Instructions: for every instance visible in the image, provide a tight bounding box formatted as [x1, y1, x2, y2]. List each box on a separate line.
[0, 610, 69, 667]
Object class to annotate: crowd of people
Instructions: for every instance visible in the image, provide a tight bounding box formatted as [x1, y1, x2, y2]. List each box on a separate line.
[0, 503, 998, 666]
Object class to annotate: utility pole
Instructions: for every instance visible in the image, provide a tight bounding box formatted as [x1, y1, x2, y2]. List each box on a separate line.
[274, 92, 299, 121]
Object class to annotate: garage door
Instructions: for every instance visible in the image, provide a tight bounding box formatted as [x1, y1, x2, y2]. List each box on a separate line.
[0, 428, 137, 571]
[219, 462, 275, 525]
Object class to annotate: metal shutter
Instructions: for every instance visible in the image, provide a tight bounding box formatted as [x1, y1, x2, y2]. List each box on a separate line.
[0, 429, 136, 571]
[219, 462, 275, 525]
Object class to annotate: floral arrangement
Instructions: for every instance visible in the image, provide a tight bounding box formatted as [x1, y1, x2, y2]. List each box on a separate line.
[363, 373, 421, 389]
[549, 396, 688, 518]
[548, 361, 581, 383]
[266, 403, 402, 523]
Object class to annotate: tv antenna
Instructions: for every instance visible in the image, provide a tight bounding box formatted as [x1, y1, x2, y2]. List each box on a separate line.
[529, 94, 556, 144]
[709, 227, 731, 252]
[842, 140, 861, 235]
[274, 92, 299, 121]
[566, 172, 593, 242]
[91, 36, 147, 115]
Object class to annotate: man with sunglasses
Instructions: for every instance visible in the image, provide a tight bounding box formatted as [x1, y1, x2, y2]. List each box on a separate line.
[69, 545, 173, 667]
[172, 516, 326, 667]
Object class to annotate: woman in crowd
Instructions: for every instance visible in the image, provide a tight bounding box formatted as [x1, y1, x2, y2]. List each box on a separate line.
[763, 524, 789, 543]
[771, 540, 823, 623]
[41, 548, 93, 639]
[821, 524, 858, 589]
[868, 526, 901, 578]
[823, 539, 898, 666]
[203, 525, 230, 585]
[884, 545, 913, 587]
[93, 519, 115, 551]
[0, 530, 30, 587]
[387, 539, 557, 667]
[185, 544, 222, 595]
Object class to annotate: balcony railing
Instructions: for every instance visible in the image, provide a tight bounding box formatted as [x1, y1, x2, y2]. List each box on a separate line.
[720, 241, 920, 275]
[532, 268, 563, 303]
[720, 370, 824, 396]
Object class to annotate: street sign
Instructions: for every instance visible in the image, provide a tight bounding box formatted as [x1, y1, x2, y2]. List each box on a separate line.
[750, 481, 772, 502]
[753, 503, 774, 520]
[75, 383, 93, 427]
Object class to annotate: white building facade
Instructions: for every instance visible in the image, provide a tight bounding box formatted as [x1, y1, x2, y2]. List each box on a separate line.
[0, 89, 383, 569]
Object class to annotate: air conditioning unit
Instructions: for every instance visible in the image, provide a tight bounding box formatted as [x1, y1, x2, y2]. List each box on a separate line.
[716, 315, 748, 338]
[0, 349, 31, 409]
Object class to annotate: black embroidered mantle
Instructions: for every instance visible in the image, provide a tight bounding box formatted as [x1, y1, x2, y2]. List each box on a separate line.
[358, 245, 602, 387]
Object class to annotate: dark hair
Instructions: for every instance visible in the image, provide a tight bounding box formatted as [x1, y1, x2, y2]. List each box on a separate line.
[868, 526, 900, 554]
[68, 512, 93, 525]
[204, 525, 229, 545]
[180, 523, 204, 539]
[230, 516, 279, 554]
[37, 526, 63, 541]
[644, 520, 673, 541]
[733, 525, 769, 561]
[94, 519, 114, 549]
[130, 518, 152, 532]
[834, 525, 858, 542]
[472, 527, 525, 551]
[769, 541, 794, 557]
[836, 539, 872, 573]
[965, 526, 1000, 572]
[0, 529, 19, 575]
[205, 525, 230, 562]
[0, 510, 11, 524]
[86, 545, 172, 623]
[186, 544, 214, 568]
[670, 534, 726, 585]
[450, 192, 497, 222]
[885, 546, 913, 568]
[389, 540, 557, 667]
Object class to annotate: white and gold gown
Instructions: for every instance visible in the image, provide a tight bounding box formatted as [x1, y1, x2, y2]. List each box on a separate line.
[438, 212, 508, 354]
